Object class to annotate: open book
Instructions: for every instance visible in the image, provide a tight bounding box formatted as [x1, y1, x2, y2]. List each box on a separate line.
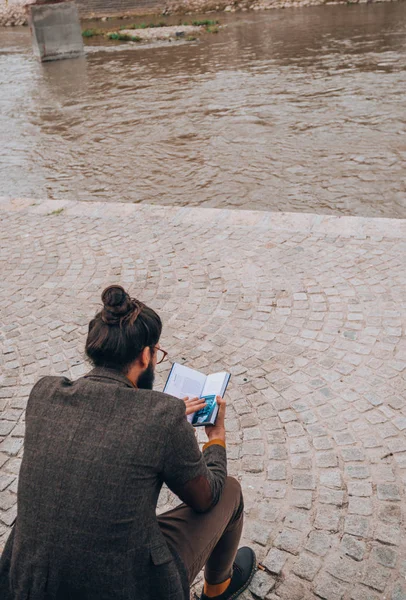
[164, 363, 231, 427]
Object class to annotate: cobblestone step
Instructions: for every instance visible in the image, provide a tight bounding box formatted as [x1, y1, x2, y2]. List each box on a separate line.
[1, 197, 405, 600]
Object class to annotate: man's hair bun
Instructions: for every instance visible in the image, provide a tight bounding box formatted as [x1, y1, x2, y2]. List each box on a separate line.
[86, 284, 162, 371]
[101, 285, 138, 326]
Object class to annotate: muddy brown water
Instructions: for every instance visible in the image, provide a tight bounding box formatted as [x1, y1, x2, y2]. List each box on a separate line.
[1, 3, 406, 216]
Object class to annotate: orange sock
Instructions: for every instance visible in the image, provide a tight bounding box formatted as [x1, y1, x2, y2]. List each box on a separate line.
[203, 577, 231, 598]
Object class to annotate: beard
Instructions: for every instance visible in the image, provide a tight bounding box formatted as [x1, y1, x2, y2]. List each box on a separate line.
[137, 361, 155, 390]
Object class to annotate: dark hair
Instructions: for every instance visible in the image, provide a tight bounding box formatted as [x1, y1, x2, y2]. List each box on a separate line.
[85, 285, 162, 373]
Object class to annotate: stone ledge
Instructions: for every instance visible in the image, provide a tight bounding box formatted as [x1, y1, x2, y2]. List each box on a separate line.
[1, 195, 405, 238]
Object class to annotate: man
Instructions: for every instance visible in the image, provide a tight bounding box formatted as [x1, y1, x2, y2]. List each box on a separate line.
[0, 285, 256, 600]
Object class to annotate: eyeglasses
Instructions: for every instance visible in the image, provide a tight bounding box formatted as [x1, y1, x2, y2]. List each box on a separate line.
[154, 346, 168, 365]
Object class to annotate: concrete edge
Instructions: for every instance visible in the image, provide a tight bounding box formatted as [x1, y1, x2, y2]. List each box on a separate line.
[1, 196, 405, 238]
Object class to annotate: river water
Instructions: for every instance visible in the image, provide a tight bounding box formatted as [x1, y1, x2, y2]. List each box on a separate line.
[1, 3, 405, 216]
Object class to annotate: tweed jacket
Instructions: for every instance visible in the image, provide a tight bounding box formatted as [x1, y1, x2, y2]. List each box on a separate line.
[0, 367, 228, 600]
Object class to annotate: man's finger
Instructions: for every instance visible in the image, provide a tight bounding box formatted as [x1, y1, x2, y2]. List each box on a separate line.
[187, 401, 207, 410]
[216, 396, 226, 417]
[188, 397, 204, 404]
[185, 400, 207, 415]
[216, 395, 226, 408]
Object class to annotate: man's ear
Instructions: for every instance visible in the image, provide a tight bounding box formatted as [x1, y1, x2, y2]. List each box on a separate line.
[139, 346, 151, 370]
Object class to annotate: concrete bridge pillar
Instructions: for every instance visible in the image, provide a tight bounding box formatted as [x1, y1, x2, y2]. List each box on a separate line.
[28, 1, 84, 62]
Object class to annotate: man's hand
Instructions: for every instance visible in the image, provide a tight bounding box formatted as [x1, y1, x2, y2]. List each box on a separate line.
[205, 396, 226, 444]
[183, 396, 207, 416]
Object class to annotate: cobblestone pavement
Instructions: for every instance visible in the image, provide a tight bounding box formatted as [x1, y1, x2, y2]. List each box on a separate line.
[1, 196, 406, 600]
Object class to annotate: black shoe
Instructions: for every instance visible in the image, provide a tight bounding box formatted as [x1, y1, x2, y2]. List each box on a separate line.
[200, 547, 256, 600]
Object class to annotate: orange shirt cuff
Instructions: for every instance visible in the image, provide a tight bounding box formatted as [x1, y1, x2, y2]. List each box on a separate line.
[203, 439, 226, 451]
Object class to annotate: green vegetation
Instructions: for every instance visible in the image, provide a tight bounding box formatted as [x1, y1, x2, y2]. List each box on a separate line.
[120, 21, 166, 30]
[183, 19, 220, 33]
[81, 29, 103, 38]
[47, 208, 64, 216]
[108, 32, 142, 42]
[191, 19, 219, 26]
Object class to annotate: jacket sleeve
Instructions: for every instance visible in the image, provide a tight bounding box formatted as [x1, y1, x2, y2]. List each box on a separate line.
[160, 400, 227, 513]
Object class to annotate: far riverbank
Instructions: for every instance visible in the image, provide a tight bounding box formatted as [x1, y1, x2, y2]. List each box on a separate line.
[0, 0, 403, 27]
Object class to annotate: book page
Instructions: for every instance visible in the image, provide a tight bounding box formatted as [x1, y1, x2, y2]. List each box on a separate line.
[163, 363, 206, 399]
[202, 372, 230, 397]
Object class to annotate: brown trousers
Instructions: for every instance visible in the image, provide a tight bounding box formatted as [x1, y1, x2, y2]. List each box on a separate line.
[158, 477, 244, 585]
